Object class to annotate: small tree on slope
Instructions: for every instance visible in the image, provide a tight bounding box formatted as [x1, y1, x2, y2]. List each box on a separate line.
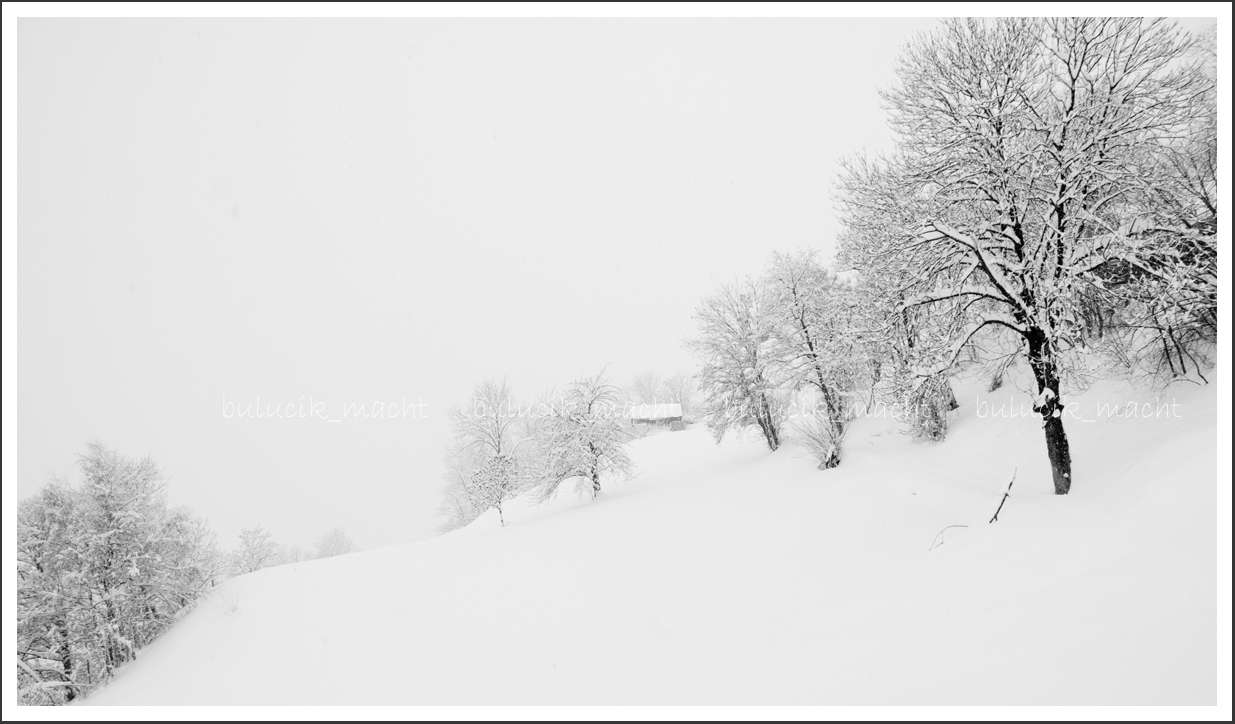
[230, 526, 278, 576]
[437, 378, 527, 533]
[464, 453, 528, 526]
[536, 371, 634, 501]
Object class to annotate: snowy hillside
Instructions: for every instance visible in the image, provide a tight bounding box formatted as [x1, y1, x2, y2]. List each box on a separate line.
[86, 372, 1218, 705]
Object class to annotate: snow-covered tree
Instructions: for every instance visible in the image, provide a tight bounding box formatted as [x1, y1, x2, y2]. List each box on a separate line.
[156, 506, 224, 607]
[464, 453, 529, 527]
[661, 370, 699, 422]
[435, 471, 480, 535]
[450, 378, 522, 460]
[16, 442, 219, 705]
[1080, 29, 1217, 384]
[763, 250, 867, 467]
[628, 370, 665, 404]
[230, 526, 278, 576]
[277, 543, 309, 566]
[836, 18, 1213, 494]
[16, 481, 87, 704]
[74, 442, 186, 670]
[313, 526, 355, 558]
[535, 371, 634, 501]
[437, 378, 534, 532]
[688, 278, 787, 451]
[836, 159, 968, 443]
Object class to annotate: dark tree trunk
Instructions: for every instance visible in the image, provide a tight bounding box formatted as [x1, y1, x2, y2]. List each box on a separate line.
[1041, 412, 1073, 495]
[794, 309, 846, 461]
[55, 616, 74, 702]
[865, 359, 881, 413]
[757, 393, 780, 451]
[1027, 328, 1073, 494]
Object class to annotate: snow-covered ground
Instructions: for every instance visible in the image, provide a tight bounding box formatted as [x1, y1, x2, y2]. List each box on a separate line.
[86, 371, 1219, 706]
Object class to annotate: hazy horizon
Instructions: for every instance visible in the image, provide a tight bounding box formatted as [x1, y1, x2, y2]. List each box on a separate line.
[4, 15, 1217, 553]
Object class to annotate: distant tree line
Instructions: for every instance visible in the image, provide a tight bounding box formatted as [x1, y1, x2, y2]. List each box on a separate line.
[229, 525, 356, 574]
[624, 369, 700, 422]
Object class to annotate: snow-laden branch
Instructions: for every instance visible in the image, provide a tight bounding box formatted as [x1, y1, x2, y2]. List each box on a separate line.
[922, 220, 1032, 319]
[902, 287, 1011, 309]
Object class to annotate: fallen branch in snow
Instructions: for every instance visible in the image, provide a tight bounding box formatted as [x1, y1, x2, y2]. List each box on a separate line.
[989, 470, 1017, 523]
[928, 525, 969, 551]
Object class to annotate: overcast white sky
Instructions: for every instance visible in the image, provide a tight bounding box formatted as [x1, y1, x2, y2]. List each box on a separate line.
[3, 13, 1220, 552]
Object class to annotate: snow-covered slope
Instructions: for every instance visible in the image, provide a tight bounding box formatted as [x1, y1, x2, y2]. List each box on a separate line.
[86, 373, 1219, 705]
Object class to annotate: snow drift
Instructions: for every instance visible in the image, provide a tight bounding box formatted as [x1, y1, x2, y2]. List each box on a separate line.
[86, 372, 1219, 705]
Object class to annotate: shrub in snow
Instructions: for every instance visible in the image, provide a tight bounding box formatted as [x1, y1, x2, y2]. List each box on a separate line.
[313, 526, 355, 558]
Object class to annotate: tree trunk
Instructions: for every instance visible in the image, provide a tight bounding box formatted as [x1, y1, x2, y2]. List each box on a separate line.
[587, 443, 602, 498]
[757, 393, 779, 451]
[796, 311, 846, 461]
[866, 358, 882, 413]
[1042, 412, 1073, 495]
[55, 615, 74, 702]
[1027, 329, 1073, 494]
